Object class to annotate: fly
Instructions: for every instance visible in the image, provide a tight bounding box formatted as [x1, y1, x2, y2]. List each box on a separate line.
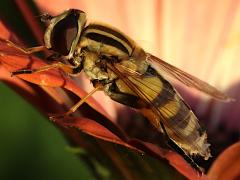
[4, 9, 232, 172]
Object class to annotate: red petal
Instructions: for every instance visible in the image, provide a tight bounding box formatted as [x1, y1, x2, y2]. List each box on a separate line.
[53, 116, 138, 151]
[54, 115, 206, 179]
[15, 1, 44, 45]
[129, 140, 207, 180]
[208, 142, 240, 180]
[0, 22, 11, 39]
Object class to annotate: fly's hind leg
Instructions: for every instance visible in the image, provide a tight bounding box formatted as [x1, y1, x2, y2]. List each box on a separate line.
[50, 86, 102, 119]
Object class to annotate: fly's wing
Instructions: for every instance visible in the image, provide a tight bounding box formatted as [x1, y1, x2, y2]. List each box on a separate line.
[108, 63, 211, 160]
[146, 53, 233, 102]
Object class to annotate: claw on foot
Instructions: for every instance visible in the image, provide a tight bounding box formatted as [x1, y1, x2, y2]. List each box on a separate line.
[49, 113, 68, 120]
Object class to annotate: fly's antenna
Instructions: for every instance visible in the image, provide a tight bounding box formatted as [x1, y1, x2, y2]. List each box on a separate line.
[35, 13, 53, 22]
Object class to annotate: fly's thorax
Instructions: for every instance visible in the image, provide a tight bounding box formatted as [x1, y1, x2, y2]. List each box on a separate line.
[80, 23, 137, 59]
[79, 22, 150, 77]
[119, 57, 149, 75]
[71, 46, 82, 66]
[80, 37, 129, 58]
[82, 51, 107, 80]
[82, 51, 117, 81]
[131, 44, 147, 61]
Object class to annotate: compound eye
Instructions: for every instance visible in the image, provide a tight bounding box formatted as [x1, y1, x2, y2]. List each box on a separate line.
[50, 10, 79, 56]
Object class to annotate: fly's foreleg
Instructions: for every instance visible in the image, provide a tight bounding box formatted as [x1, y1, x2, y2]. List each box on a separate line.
[6, 40, 46, 54]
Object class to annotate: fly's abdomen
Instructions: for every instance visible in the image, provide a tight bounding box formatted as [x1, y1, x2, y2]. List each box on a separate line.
[131, 66, 211, 159]
[157, 92, 211, 159]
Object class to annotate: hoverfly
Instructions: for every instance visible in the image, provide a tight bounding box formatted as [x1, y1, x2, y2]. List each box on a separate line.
[6, 9, 232, 171]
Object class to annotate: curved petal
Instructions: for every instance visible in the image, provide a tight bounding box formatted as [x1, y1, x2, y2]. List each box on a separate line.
[208, 142, 240, 180]
[54, 115, 205, 179]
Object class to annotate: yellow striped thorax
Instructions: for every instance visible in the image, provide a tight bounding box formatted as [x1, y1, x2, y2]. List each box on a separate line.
[80, 23, 134, 58]
[80, 22, 149, 76]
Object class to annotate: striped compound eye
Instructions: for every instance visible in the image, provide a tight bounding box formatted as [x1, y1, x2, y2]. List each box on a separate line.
[44, 9, 86, 56]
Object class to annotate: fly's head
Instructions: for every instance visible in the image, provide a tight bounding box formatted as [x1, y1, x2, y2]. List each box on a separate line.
[43, 9, 86, 67]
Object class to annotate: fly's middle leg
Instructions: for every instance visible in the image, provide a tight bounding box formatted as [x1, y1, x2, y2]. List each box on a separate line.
[12, 61, 83, 76]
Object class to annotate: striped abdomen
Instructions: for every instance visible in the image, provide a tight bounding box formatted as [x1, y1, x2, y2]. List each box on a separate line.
[112, 66, 211, 159]
[138, 68, 210, 159]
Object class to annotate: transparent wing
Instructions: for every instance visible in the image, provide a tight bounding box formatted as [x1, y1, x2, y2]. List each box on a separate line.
[144, 53, 232, 102]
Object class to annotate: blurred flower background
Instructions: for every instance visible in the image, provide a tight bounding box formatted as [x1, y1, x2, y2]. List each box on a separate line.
[0, 0, 239, 179]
